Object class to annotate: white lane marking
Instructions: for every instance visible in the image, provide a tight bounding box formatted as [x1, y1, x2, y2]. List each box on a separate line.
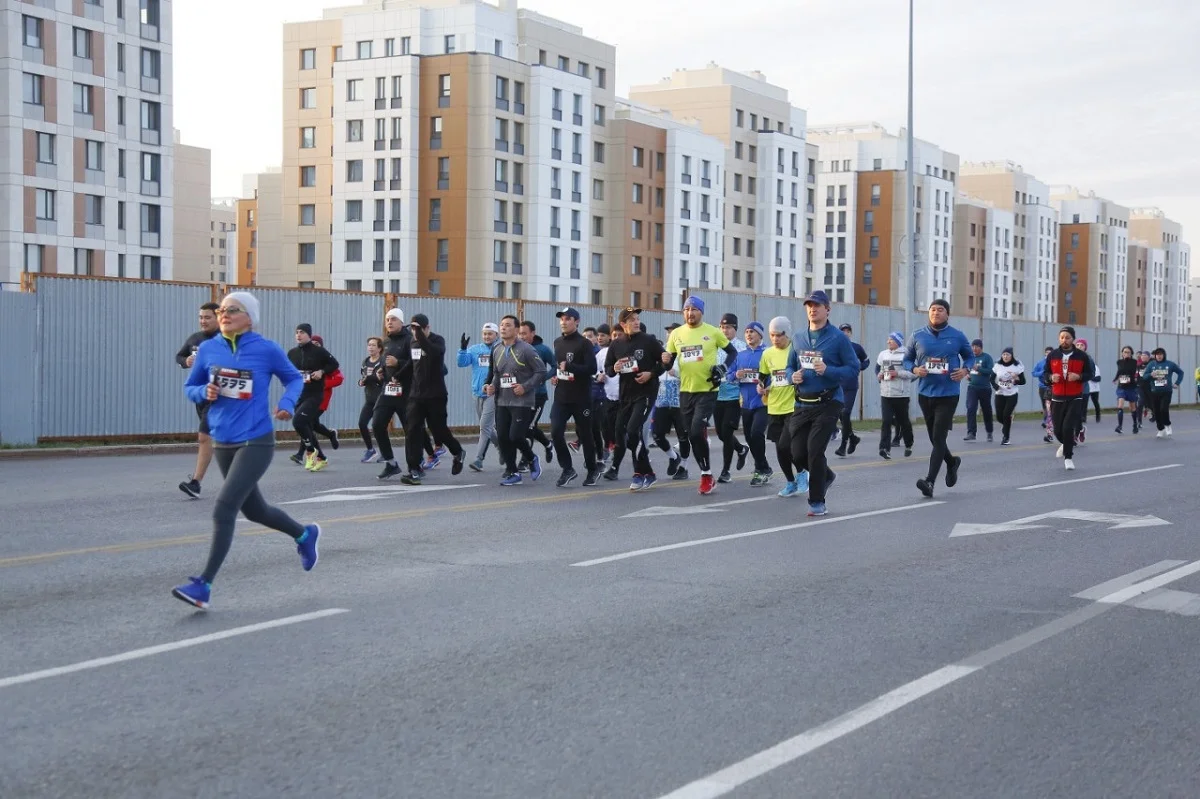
[572, 502, 942, 567]
[1018, 464, 1182, 491]
[0, 609, 349, 690]
[656, 559, 1200, 798]
[1096, 559, 1200, 605]
[315, 484, 483, 495]
[282, 484, 480, 504]
[1074, 560, 1187, 600]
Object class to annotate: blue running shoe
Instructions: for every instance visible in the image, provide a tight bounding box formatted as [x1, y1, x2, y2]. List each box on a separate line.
[360, 448, 377, 463]
[797, 470, 810, 493]
[500, 472, 522, 486]
[630, 474, 645, 491]
[296, 524, 320, 571]
[807, 502, 827, 517]
[638, 473, 657, 491]
[778, 480, 800, 498]
[172, 577, 211, 609]
[530, 454, 542, 481]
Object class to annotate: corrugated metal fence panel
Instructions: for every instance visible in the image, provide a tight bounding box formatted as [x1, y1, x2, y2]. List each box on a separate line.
[38, 277, 214, 437]
[858, 306, 906, 420]
[754, 295, 804, 329]
[0, 291, 39, 445]
[697, 291, 756, 328]
[1012, 322, 1045, 413]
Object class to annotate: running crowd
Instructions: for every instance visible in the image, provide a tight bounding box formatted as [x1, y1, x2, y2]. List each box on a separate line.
[169, 291, 1189, 608]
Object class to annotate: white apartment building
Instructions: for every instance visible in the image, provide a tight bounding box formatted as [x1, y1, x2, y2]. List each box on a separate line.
[807, 123, 958, 308]
[951, 193, 1014, 319]
[1053, 187, 1129, 329]
[1131, 207, 1189, 334]
[1, 0, 174, 287]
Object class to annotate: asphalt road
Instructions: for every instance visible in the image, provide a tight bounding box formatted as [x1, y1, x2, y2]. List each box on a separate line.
[2, 414, 1199, 798]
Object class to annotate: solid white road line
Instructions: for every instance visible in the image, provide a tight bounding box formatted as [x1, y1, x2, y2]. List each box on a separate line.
[0, 608, 349, 690]
[1018, 463, 1182, 491]
[1073, 560, 1187, 600]
[571, 502, 942, 567]
[1096, 559, 1200, 605]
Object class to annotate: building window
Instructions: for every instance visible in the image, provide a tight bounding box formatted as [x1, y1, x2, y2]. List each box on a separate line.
[300, 87, 316, 108]
[73, 27, 92, 59]
[300, 48, 316, 70]
[347, 160, 363, 182]
[596, 66, 607, 88]
[23, 15, 43, 48]
[345, 240, 363, 262]
[593, 142, 605, 163]
[298, 243, 316, 264]
[299, 204, 316, 226]
[444, 35, 455, 54]
[85, 140, 104, 171]
[347, 119, 363, 142]
[357, 40, 372, 59]
[300, 166, 317, 187]
[346, 200, 363, 222]
[35, 189, 55, 220]
[36, 132, 55, 164]
[74, 83, 95, 114]
[438, 74, 451, 105]
[347, 79, 362, 101]
[437, 239, 449, 271]
[300, 127, 316, 148]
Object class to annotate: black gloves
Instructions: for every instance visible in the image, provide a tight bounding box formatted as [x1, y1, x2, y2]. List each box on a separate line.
[460, 333, 470, 350]
[709, 363, 727, 388]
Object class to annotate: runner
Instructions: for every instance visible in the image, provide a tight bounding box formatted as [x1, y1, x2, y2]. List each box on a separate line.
[549, 306, 600, 487]
[356, 336, 384, 462]
[1044, 326, 1093, 470]
[402, 314, 465, 484]
[732, 321, 772, 486]
[757, 317, 804, 496]
[176, 302, 220, 498]
[457, 322, 501, 471]
[903, 298, 974, 498]
[1113, 346, 1140, 435]
[782, 293, 861, 516]
[876, 331, 915, 459]
[715, 313, 750, 483]
[832, 323, 870, 457]
[587, 323, 613, 462]
[518, 320, 555, 469]
[604, 308, 667, 490]
[1137, 350, 1154, 425]
[485, 314, 547, 486]
[306, 335, 343, 460]
[594, 324, 620, 463]
[372, 308, 415, 480]
[173, 291, 319, 610]
[963, 338, 995, 442]
[1142, 347, 1184, 438]
[662, 296, 740, 495]
[991, 347, 1025, 445]
[1032, 346, 1054, 442]
[651, 324, 690, 482]
[287, 323, 339, 472]
[1076, 338, 1102, 424]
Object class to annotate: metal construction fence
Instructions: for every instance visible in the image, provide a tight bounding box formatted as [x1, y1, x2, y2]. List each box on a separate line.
[1, 274, 1197, 446]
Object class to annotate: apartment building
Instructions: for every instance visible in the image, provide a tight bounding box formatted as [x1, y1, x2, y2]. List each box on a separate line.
[249, 168, 285, 287]
[279, 0, 619, 303]
[950, 194, 1014, 319]
[1052, 188, 1130, 329]
[1126, 241, 1151, 332]
[207, 200, 236, 283]
[171, 135, 211, 283]
[235, 191, 258, 286]
[629, 65, 818, 300]
[1189, 275, 1200, 335]
[959, 162, 1058, 322]
[1, 0, 174, 288]
[806, 123, 958, 308]
[1130, 208, 1190, 334]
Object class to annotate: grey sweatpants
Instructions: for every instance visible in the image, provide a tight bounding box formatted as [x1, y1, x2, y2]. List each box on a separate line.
[201, 433, 306, 583]
[476, 394, 499, 462]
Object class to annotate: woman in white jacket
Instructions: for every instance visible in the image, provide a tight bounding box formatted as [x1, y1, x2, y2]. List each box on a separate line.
[875, 331, 915, 459]
[991, 347, 1026, 446]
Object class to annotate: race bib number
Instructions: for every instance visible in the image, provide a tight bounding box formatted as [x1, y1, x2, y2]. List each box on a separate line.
[1118, 375, 1131, 385]
[384, 382, 403, 397]
[798, 351, 822, 369]
[679, 345, 704, 363]
[478, 354, 490, 368]
[213, 368, 253, 400]
[739, 370, 759, 384]
[556, 369, 574, 382]
[999, 378, 1013, 389]
[302, 371, 313, 383]
[771, 370, 789, 388]
[925, 358, 948, 375]
[500, 374, 517, 389]
[884, 367, 896, 381]
[615, 357, 637, 374]
[1153, 371, 1168, 388]
[411, 348, 423, 361]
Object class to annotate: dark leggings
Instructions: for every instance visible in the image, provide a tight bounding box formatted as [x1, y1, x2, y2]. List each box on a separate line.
[837, 388, 858, 442]
[497, 405, 536, 474]
[651, 406, 690, 459]
[293, 397, 326, 458]
[716, 400, 744, 472]
[202, 436, 305, 583]
[918, 394, 959, 482]
[612, 397, 654, 474]
[551, 400, 596, 472]
[525, 396, 552, 450]
[767, 415, 794, 482]
[995, 393, 1019, 439]
[1089, 392, 1101, 421]
[880, 396, 914, 451]
[741, 406, 770, 472]
[1150, 392, 1172, 429]
[358, 397, 376, 448]
[784, 401, 841, 502]
[1051, 397, 1085, 458]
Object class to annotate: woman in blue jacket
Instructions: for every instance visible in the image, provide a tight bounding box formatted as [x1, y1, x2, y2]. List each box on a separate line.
[173, 291, 320, 610]
[1142, 347, 1184, 438]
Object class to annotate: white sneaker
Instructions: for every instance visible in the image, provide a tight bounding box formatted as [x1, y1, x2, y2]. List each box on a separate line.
[1055, 444, 1064, 458]
[1156, 430, 1165, 439]
[1165, 425, 1173, 437]
[1064, 458, 1075, 471]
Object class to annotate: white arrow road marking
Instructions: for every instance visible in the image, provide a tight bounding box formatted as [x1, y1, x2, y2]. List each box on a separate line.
[621, 495, 774, 518]
[281, 484, 481, 505]
[950, 508, 1170, 537]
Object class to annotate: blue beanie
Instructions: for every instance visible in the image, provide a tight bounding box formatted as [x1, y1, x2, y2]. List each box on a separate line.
[889, 331, 903, 347]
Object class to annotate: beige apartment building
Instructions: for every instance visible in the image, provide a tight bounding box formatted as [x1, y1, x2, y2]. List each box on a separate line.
[1126, 241, 1149, 331]
[172, 136, 211, 283]
[1130, 208, 1190, 334]
[951, 197, 988, 317]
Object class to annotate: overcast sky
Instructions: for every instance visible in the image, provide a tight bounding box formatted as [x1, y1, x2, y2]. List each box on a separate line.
[176, 0, 1200, 242]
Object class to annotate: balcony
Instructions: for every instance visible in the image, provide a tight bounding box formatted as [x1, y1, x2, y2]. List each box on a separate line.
[573, 113, 583, 126]
[836, 224, 846, 232]
[511, 262, 523, 274]
[572, 153, 582, 165]
[682, 174, 692, 185]
[389, 260, 400, 271]
[140, 231, 160, 248]
[680, 243, 690, 254]
[513, 143, 525, 155]
[373, 220, 385, 231]
[550, 226, 561, 238]
[140, 75, 160, 94]
[391, 97, 402, 109]
[700, 246, 710, 256]
[514, 102, 525, 115]
[375, 99, 386, 110]
[374, 140, 385, 151]
[496, 97, 510, 111]
[495, 180, 508, 192]
[493, 261, 507, 273]
[551, 188, 561, 200]
[551, 148, 562, 160]
[790, 259, 797, 269]
[572, 191, 581, 203]
[700, 212, 711, 222]
[495, 139, 509, 152]
[141, 22, 159, 41]
[681, 209, 690, 219]
[570, 267, 581, 279]
[552, 108, 562, 121]
[571, 230, 581, 241]
[836, 250, 846, 258]
[513, 184, 524, 195]
[390, 138, 402, 150]
[494, 220, 508, 233]
[837, 198, 846, 206]
[512, 223, 523, 235]
[374, 179, 385, 191]
[390, 179, 401, 190]
[373, 259, 385, 272]
[825, 198, 834, 207]
[389, 219, 402, 230]
[701, 177, 711, 188]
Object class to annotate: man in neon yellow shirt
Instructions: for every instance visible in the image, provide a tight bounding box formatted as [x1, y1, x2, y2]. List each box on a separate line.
[661, 296, 740, 495]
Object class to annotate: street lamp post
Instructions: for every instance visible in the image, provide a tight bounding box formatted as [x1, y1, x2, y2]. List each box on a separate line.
[904, 0, 917, 339]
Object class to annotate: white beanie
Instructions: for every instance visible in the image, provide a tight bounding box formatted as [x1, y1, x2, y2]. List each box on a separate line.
[768, 315, 792, 337]
[223, 291, 260, 327]
[386, 308, 405, 323]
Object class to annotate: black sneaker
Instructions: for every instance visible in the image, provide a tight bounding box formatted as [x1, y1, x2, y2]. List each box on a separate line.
[289, 453, 304, 466]
[329, 429, 340, 450]
[667, 454, 681, 476]
[847, 435, 860, 455]
[556, 468, 578, 488]
[178, 478, 201, 499]
[892, 436, 902, 448]
[835, 442, 848, 458]
[916, 478, 934, 498]
[879, 448, 891, 460]
[986, 434, 993, 443]
[378, 461, 402, 480]
[544, 444, 554, 465]
[582, 467, 601, 487]
[603, 467, 619, 481]
[736, 445, 749, 471]
[1114, 426, 1122, 435]
[451, 451, 465, 476]
[673, 466, 690, 481]
[718, 470, 732, 484]
[1001, 436, 1011, 446]
[400, 471, 422, 486]
[963, 433, 976, 442]
[945, 455, 961, 488]
[904, 447, 913, 457]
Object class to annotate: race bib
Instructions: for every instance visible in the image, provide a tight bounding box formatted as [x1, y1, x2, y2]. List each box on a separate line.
[478, 354, 490, 368]
[1118, 375, 1131, 385]
[771, 369, 789, 388]
[884, 367, 896, 381]
[1153, 371, 1168, 388]
[500, 374, 517, 389]
[411, 348, 423, 361]
[798, 351, 822, 369]
[302, 371, 313, 383]
[925, 358, 948, 375]
[999, 378, 1013, 389]
[1061, 360, 1070, 377]
[679, 345, 704, 363]
[213, 368, 253, 400]
[615, 357, 637, 374]
[384, 382, 403, 397]
[556, 369, 574, 382]
[739, 370, 759, 384]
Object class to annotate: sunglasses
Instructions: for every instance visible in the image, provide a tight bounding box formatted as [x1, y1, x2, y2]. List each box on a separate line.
[218, 307, 246, 316]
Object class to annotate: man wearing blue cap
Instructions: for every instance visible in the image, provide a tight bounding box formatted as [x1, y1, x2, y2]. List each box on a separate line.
[662, 295, 740, 495]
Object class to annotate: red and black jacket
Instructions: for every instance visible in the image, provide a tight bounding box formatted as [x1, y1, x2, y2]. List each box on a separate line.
[1043, 347, 1095, 399]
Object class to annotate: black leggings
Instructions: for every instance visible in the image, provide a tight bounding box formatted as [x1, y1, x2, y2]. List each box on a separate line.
[293, 397, 326, 457]
[767, 415, 794, 482]
[612, 397, 654, 475]
[525, 396, 552, 450]
[1051, 397, 1085, 458]
[405, 398, 462, 472]
[918, 394, 959, 482]
[551, 400, 596, 472]
[497, 405, 535, 474]
[651, 406, 690, 459]
[838, 388, 858, 442]
[716, 399, 744, 472]
[1089, 392, 1101, 421]
[994, 393, 1019, 439]
[880, 396, 914, 451]
[202, 436, 305, 583]
[741, 406, 769, 473]
[679, 392, 717, 472]
[358, 396, 377, 448]
[1150, 392, 1172, 429]
[783, 401, 841, 502]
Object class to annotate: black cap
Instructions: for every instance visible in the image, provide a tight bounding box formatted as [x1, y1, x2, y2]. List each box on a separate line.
[619, 307, 643, 322]
[296, 323, 313, 335]
[665, 322, 682, 331]
[1059, 325, 1075, 339]
[972, 338, 983, 347]
[839, 323, 853, 332]
[555, 306, 581, 320]
[410, 313, 430, 327]
[596, 323, 611, 334]
[929, 298, 950, 312]
[719, 313, 738, 328]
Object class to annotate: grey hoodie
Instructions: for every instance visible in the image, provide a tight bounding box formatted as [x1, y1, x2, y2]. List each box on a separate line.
[876, 347, 915, 398]
[488, 339, 547, 408]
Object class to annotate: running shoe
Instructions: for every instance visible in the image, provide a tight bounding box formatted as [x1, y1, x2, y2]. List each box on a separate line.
[777, 480, 800, 498]
[500, 472, 522, 486]
[916, 478, 934, 498]
[1064, 459, 1075, 471]
[797, 470, 810, 493]
[629, 474, 645, 491]
[699, 473, 716, 495]
[603, 467, 620, 481]
[328, 430, 340, 450]
[179, 476, 201, 499]
[718, 470, 732, 484]
[847, 435, 861, 454]
[171, 577, 211, 610]
[639, 474, 658, 491]
[807, 502, 827, 517]
[944, 456, 961, 488]
[309, 457, 328, 472]
[672, 466, 690, 481]
[529, 454, 542, 482]
[451, 451, 465, 475]
[378, 462, 402, 480]
[582, 467, 601, 487]
[736, 445, 749, 471]
[360, 448, 377, 463]
[469, 458, 484, 472]
[400, 471, 422, 485]
[290, 453, 305, 466]
[556, 468, 578, 488]
[296, 524, 320, 571]
[667, 453, 681, 477]
[304, 452, 316, 470]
